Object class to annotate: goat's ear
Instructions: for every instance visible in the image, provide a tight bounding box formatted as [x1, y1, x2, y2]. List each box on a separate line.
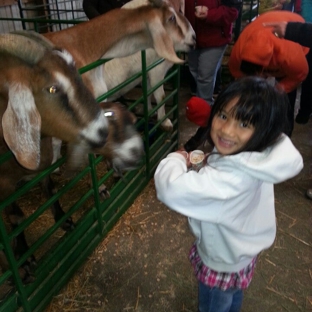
[180, 0, 185, 14]
[2, 84, 41, 170]
[149, 16, 184, 64]
[149, 0, 164, 7]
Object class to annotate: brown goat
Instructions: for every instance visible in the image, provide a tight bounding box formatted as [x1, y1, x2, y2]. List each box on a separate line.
[40, 0, 185, 95]
[0, 99, 143, 283]
[0, 34, 110, 283]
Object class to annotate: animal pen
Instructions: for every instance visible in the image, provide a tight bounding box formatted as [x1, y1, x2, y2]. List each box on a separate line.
[0, 0, 181, 310]
[0, 0, 262, 309]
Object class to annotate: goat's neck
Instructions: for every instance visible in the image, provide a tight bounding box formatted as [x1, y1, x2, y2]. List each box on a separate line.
[44, 8, 152, 68]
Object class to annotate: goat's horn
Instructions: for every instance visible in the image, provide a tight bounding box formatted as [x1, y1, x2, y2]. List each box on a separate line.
[149, 0, 164, 7]
[10, 30, 55, 50]
[0, 33, 47, 64]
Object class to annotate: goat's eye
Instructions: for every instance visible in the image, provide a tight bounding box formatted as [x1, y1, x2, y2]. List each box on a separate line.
[49, 86, 58, 94]
[104, 110, 116, 120]
[168, 15, 176, 23]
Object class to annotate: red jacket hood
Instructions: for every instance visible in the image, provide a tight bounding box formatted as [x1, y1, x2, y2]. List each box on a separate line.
[240, 31, 274, 67]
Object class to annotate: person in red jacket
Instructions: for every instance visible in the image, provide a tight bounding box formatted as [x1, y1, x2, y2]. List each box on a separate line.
[228, 11, 309, 136]
[183, 0, 239, 152]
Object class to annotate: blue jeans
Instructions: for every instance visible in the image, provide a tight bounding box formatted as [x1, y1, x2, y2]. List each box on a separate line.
[188, 45, 227, 105]
[198, 281, 243, 312]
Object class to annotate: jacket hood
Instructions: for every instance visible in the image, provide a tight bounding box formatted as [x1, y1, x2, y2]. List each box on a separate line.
[241, 30, 274, 67]
[217, 134, 303, 184]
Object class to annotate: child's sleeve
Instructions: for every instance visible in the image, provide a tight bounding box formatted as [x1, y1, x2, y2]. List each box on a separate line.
[154, 153, 250, 222]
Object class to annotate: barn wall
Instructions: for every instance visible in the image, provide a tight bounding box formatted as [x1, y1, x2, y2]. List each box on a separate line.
[0, 0, 87, 33]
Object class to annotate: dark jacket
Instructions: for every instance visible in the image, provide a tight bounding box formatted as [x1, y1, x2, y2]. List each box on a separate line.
[83, 0, 130, 19]
[184, 0, 238, 49]
[285, 22, 312, 48]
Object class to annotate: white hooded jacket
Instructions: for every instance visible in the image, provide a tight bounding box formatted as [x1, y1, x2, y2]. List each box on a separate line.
[154, 134, 303, 272]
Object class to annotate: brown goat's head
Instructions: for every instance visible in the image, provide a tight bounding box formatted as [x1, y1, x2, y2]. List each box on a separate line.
[122, 0, 195, 54]
[95, 102, 144, 174]
[0, 33, 109, 170]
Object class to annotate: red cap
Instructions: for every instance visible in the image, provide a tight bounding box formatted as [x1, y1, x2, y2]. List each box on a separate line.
[186, 97, 212, 127]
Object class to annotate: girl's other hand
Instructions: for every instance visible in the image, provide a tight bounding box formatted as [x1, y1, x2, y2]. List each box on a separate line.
[176, 149, 192, 168]
[195, 5, 208, 19]
[203, 153, 209, 164]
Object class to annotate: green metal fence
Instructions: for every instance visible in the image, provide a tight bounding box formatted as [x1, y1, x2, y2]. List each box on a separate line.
[0, 26, 181, 311]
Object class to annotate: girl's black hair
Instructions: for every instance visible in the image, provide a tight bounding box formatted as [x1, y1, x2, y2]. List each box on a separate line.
[206, 76, 290, 154]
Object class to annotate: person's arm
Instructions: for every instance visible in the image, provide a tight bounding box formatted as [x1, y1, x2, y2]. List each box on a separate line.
[154, 152, 250, 221]
[263, 21, 312, 48]
[285, 22, 312, 48]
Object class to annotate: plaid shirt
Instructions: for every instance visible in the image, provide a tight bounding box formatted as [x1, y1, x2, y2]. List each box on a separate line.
[189, 243, 257, 291]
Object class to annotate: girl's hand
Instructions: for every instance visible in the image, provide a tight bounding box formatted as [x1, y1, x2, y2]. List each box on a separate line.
[195, 6, 208, 19]
[175, 150, 192, 168]
[203, 153, 209, 164]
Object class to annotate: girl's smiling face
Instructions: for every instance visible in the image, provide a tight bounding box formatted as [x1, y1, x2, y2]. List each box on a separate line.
[210, 98, 255, 155]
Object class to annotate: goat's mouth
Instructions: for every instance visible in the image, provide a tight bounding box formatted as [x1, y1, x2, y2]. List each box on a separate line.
[187, 42, 196, 50]
[109, 135, 144, 174]
[80, 112, 109, 149]
[110, 147, 145, 176]
[86, 137, 107, 149]
[79, 127, 109, 151]
[112, 157, 144, 176]
[176, 42, 196, 53]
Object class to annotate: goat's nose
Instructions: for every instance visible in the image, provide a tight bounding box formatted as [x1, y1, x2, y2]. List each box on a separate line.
[97, 128, 108, 145]
[88, 128, 108, 149]
[80, 112, 109, 149]
[80, 127, 108, 150]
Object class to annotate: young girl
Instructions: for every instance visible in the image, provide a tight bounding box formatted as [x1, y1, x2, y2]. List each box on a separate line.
[154, 77, 303, 312]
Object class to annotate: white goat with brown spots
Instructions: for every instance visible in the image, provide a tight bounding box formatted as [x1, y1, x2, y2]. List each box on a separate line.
[92, 0, 195, 132]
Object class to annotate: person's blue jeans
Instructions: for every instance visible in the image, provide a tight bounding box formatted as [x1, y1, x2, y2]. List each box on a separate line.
[198, 281, 243, 312]
[188, 45, 227, 105]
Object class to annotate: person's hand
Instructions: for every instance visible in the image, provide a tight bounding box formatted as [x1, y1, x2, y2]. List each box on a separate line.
[175, 149, 192, 168]
[263, 21, 287, 38]
[195, 6, 208, 19]
[272, 0, 286, 9]
[176, 149, 188, 157]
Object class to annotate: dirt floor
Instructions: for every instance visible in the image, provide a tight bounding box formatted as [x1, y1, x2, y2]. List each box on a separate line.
[46, 82, 312, 312]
